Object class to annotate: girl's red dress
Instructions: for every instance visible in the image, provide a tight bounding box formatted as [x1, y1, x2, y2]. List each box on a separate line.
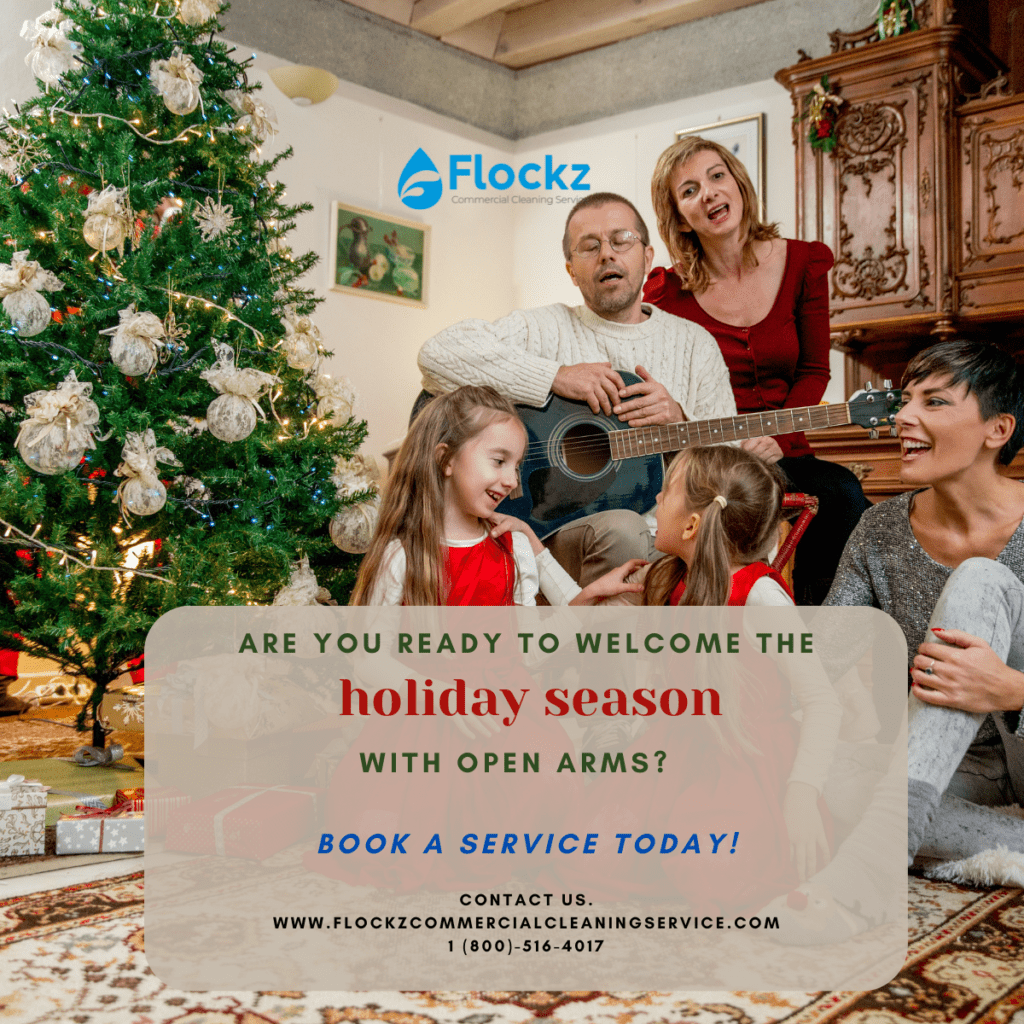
[309, 534, 577, 891]
[552, 563, 811, 913]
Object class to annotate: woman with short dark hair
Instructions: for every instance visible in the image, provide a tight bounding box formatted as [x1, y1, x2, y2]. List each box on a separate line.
[827, 338, 1024, 865]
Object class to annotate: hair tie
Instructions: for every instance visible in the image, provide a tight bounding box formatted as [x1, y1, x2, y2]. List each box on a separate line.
[712, 495, 727, 509]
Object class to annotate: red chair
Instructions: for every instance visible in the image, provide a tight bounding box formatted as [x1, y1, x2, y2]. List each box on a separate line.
[771, 493, 819, 583]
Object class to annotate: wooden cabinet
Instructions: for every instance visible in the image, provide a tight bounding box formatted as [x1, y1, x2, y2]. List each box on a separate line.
[809, 424, 1024, 501]
[776, 26, 1003, 353]
[777, 10, 1024, 496]
[957, 87, 1024, 322]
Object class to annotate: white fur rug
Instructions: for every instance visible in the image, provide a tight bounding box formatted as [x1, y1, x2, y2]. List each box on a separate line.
[923, 804, 1024, 886]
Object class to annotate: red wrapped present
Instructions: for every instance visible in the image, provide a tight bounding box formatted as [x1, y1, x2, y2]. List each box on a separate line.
[140, 785, 189, 838]
[164, 784, 319, 860]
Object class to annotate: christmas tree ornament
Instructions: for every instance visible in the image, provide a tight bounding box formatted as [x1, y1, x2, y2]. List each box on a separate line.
[15, 371, 100, 475]
[169, 414, 207, 437]
[177, 0, 223, 26]
[0, 124, 44, 182]
[82, 185, 132, 254]
[200, 341, 279, 442]
[174, 474, 212, 502]
[150, 48, 204, 117]
[279, 308, 321, 371]
[99, 304, 167, 377]
[310, 372, 355, 424]
[329, 454, 382, 553]
[225, 90, 277, 142]
[0, 251, 65, 337]
[330, 452, 381, 498]
[329, 494, 380, 554]
[192, 196, 236, 242]
[273, 554, 324, 605]
[20, 8, 81, 88]
[114, 429, 181, 519]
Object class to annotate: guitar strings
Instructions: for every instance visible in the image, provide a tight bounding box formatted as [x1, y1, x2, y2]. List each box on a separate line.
[511, 401, 854, 462]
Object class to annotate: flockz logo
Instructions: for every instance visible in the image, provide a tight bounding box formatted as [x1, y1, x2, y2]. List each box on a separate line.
[398, 148, 590, 209]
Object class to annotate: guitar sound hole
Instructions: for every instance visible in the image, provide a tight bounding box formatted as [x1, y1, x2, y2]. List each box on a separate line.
[561, 423, 611, 477]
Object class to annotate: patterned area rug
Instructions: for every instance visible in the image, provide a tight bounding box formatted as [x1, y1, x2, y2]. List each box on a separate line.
[1, 872, 1022, 1023]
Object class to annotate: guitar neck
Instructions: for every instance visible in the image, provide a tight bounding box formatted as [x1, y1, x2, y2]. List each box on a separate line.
[607, 403, 853, 460]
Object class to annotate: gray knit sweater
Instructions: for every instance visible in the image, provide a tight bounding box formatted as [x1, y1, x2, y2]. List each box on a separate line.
[825, 489, 1024, 747]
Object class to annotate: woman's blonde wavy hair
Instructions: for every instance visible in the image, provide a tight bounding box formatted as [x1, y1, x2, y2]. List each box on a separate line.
[651, 135, 779, 294]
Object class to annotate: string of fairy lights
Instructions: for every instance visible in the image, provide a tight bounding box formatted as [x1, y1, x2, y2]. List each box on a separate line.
[0, 0, 376, 601]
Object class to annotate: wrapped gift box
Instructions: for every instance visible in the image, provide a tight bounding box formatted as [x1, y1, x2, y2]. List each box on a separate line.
[101, 684, 144, 732]
[1, 758, 143, 826]
[138, 785, 189, 838]
[0, 774, 48, 856]
[56, 807, 145, 854]
[165, 784, 319, 860]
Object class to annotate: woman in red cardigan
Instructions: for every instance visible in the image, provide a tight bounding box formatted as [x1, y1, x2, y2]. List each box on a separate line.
[643, 135, 870, 604]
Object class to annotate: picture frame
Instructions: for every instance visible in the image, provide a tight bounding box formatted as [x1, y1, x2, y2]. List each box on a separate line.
[676, 113, 766, 220]
[328, 201, 429, 308]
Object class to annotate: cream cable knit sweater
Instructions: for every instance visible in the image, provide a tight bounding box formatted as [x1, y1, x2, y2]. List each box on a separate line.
[418, 302, 737, 424]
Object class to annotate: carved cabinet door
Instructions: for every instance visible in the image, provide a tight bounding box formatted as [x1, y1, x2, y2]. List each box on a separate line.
[958, 94, 1024, 321]
[821, 67, 939, 330]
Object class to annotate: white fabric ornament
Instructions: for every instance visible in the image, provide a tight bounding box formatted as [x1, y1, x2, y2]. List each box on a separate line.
[82, 185, 132, 254]
[200, 341, 279, 443]
[279, 308, 321, 371]
[21, 9, 81, 88]
[192, 196, 236, 241]
[150, 49, 203, 116]
[177, 0, 222, 25]
[99, 304, 167, 377]
[224, 90, 277, 142]
[330, 453, 381, 499]
[114, 429, 181, 519]
[174, 474, 211, 502]
[330, 494, 380, 554]
[311, 372, 355, 424]
[16, 370, 99, 475]
[273, 555, 325, 606]
[0, 250, 64, 337]
[169, 415, 207, 437]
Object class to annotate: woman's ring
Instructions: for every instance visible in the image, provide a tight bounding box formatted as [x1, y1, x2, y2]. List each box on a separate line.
[924, 658, 935, 676]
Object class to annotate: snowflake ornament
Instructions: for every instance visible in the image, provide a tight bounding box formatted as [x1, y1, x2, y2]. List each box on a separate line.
[192, 196, 237, 242]
[0, 123, 43, 181]
[113, 699, 144, 724]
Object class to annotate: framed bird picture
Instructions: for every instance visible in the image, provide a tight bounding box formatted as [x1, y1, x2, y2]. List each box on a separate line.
[328, 201, 430, 308]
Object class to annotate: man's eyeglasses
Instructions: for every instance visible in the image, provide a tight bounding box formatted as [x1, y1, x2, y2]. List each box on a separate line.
[571, 230, 644, 259]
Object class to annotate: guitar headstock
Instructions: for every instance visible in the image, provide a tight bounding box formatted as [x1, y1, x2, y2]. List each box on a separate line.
[848, 381, 903, 438]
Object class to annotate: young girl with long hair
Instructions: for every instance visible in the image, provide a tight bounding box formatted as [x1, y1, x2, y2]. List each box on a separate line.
[311, 386, 641, 892]
[350, 384, 642, 608]
[571, 445, 842, 909]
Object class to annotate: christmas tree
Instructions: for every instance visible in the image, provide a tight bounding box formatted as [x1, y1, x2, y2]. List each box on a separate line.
[0, 0, 377, 743]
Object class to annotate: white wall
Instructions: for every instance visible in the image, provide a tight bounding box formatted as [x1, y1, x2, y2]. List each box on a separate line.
[249, 52, 518, 455]
[0, 3, 844, 464]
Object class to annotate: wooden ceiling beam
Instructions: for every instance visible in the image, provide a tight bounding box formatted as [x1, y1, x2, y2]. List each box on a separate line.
[492, 0, 768, 68]
[409, 0, 516, 36]
[439, 11, 507, 60]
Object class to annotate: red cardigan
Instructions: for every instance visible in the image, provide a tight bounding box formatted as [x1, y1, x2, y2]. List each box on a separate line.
[643, 239, 834, 458]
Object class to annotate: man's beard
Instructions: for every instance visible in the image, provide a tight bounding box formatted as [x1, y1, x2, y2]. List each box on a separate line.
[588, 279, 641, 316]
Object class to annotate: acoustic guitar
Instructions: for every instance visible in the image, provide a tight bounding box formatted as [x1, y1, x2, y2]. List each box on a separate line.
[497, 372, 902, 539]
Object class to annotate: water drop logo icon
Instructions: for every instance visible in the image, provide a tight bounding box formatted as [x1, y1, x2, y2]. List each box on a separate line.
[398, 148, 442, 210]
